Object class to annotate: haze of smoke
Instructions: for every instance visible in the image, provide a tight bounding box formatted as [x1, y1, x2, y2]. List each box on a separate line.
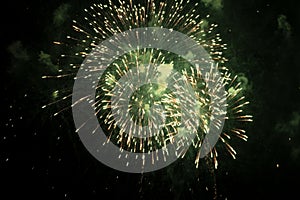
[201, 0, 223, 10]
[277, 14, 292, 38]
[53, 3, 71, 26]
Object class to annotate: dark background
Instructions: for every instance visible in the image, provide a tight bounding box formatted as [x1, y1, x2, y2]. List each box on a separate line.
[1, 0, 300, 199]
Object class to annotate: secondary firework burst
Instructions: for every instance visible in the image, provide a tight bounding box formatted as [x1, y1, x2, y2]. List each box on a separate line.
[43, 0, 253, 169]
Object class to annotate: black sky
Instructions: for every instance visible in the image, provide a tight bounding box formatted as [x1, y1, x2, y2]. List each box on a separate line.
[1, 0, 300, 199]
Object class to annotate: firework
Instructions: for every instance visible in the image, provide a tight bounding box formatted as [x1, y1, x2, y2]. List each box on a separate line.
[43, 0, 252, 171]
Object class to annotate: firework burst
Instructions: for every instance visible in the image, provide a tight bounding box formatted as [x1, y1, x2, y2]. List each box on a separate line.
[43, 0, 252, 170]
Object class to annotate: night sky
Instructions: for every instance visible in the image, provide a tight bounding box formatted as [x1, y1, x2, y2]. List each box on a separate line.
[1, 0, 300, 199]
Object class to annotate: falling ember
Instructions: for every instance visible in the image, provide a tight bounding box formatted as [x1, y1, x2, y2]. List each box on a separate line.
[44, 0, 252, 170]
